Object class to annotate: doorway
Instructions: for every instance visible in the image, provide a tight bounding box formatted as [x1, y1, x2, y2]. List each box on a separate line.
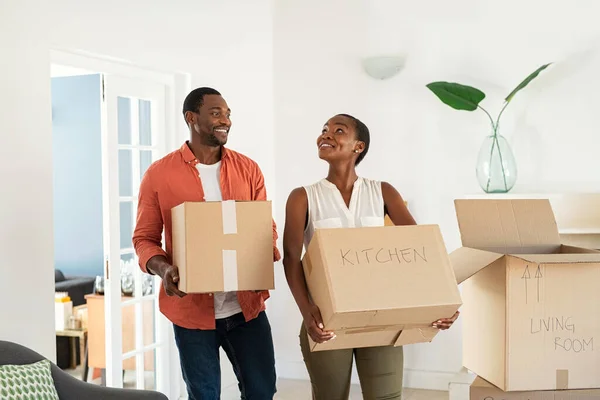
[50, 50, 189, 398]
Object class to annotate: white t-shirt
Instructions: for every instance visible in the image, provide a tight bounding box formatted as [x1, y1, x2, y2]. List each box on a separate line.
[196, 161, 243, 319]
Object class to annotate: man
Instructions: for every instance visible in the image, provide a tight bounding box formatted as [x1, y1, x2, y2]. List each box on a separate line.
[133, 87, 280, 400]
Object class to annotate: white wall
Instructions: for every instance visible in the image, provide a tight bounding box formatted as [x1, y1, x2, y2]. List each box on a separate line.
[272, 0, 600, 389]
[0, 2, 56, 363]
[0, 0, 274, 394]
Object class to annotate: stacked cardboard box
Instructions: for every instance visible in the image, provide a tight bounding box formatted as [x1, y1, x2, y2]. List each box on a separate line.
[301, 224, 463, 351]
[470, 376, 600, 399]
[450, 199, 600, 397]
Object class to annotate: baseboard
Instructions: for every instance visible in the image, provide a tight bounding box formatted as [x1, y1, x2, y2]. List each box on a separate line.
[404, 368, 472, 391]
[276, 360, 310, 382]
[277, 360, 473, 392]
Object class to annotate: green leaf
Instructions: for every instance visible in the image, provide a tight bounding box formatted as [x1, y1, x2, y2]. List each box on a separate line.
[426, 82, 486, 111]
[505, 63, 552, 103]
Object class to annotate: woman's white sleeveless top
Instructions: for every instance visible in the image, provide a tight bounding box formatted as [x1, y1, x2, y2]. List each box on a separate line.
[303, 177, 385, 249]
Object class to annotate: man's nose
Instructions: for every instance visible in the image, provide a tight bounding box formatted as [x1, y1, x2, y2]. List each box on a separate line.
[219, 116, 231, 126]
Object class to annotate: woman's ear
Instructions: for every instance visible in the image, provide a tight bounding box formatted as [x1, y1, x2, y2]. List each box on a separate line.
[354, 141, 366, 153]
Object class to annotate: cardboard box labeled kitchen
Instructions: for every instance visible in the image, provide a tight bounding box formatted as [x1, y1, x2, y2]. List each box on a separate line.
[470, 376, 600, 400]
[172, 200, 274, 293]
[451, 199, 600, 392]
[301, 224, 462, 352]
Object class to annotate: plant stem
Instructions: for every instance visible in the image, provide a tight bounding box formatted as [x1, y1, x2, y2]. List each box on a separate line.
[477, 105, 496, 132]
[493, 105, 510, 191]
[484, 117, 498, 192]
[480, 104, 511, 192]
[485, 127, 510, 193]
[494, 102, 509, 132]
[485, 124, 496, 193]
[485, 134, 496, 192]
[495, 135, 509, 191]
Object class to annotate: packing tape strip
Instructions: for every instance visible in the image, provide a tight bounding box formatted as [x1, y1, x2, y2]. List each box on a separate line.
[222, 250, 238, 292]
[556, 369, 568, 390]
[221, 201, 238, 290]
[222, 200, 237, 235]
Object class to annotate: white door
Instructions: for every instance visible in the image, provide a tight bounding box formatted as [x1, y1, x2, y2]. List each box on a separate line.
[100, 74, 170, 394]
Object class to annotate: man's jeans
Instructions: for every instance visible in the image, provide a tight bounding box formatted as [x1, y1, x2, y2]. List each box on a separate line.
[173, 311, 276, 400]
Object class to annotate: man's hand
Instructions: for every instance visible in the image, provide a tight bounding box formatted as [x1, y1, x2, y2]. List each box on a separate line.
[432, 311, 460, 330]
[147, 256, 187, 298]
[302, 303, 335, 343]
[162, 264, 187, 297]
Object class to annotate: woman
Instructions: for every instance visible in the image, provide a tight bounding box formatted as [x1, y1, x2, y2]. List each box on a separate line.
[282, 114, 459, 400]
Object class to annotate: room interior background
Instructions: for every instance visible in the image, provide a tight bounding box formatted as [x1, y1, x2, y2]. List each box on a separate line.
[2, 0, 600, 395]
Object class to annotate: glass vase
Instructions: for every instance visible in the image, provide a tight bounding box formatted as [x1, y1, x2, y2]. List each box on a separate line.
[476, 133, 517, 193]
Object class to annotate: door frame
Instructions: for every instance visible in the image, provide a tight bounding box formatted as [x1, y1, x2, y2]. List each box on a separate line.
[50, 49, 189, 151]
[50, 49, 190, 399]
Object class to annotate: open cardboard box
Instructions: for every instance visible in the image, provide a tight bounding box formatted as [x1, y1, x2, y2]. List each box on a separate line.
[172, 200, 274, 293]
[302, 224, 462, 352]
[451, 199, 600, 392]
[470, 376, 600, 400]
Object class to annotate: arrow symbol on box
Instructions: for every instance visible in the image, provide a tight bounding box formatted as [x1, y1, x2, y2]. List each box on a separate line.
[521, 265, 531, 304]
[535, 265, 543, 303]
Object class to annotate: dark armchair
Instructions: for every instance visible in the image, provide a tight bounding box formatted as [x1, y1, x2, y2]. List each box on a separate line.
[0, 340, 168, 400]
[54, 269, 95, 307]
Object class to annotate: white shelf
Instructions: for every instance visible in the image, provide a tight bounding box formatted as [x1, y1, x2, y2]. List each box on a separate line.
[463, 193, 599, 199]
[559, 228, 600, 235]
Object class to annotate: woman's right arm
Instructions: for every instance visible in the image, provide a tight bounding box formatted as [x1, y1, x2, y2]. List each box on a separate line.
[283, 188, 335, 343]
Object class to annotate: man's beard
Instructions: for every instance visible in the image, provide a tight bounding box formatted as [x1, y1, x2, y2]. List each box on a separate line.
[198, 130, 225, 147]
[205, 133, 223, 147]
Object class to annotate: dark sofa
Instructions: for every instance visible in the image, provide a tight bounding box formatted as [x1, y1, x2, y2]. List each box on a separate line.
[0, 340, 167, 400]
[54, 269, 95, 307]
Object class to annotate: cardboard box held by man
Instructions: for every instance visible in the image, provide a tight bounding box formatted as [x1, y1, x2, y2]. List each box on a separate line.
[171, 200, 275, 293]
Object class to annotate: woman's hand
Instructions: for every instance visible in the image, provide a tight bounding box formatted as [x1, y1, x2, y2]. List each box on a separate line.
[432, 311, 460, 330]
[302, 303, 336, 343]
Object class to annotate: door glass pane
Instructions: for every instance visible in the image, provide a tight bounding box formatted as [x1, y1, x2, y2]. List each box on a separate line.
[120, 252, 136, 297]
[122, 354, 137, 389]
[139, 99, 152, 146]
[144, 349, 156, 390]
[121, 302, 136, 374]
[118, 149, 133, 197]
[140, 150, 153, 180]
[118, 97, 132, 145]
[121, 252, 135, 263]
[123, 370, 133, 389]
[143, 299, 156, 347]
[122, 351, 156, 390]
[142, 273, 155, 296]
[119, 201, 133, 249]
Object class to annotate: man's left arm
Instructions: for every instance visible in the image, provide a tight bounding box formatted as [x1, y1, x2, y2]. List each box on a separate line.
[252, 164, 281, 262]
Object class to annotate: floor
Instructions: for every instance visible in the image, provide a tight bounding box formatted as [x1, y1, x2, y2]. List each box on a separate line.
[66, 366, 449, 399]
[225, 379, 449, 400]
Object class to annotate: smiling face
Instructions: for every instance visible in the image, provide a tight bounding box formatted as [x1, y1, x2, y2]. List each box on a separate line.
[317, 115, 365, 165]
[185, 94, 231, 147]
